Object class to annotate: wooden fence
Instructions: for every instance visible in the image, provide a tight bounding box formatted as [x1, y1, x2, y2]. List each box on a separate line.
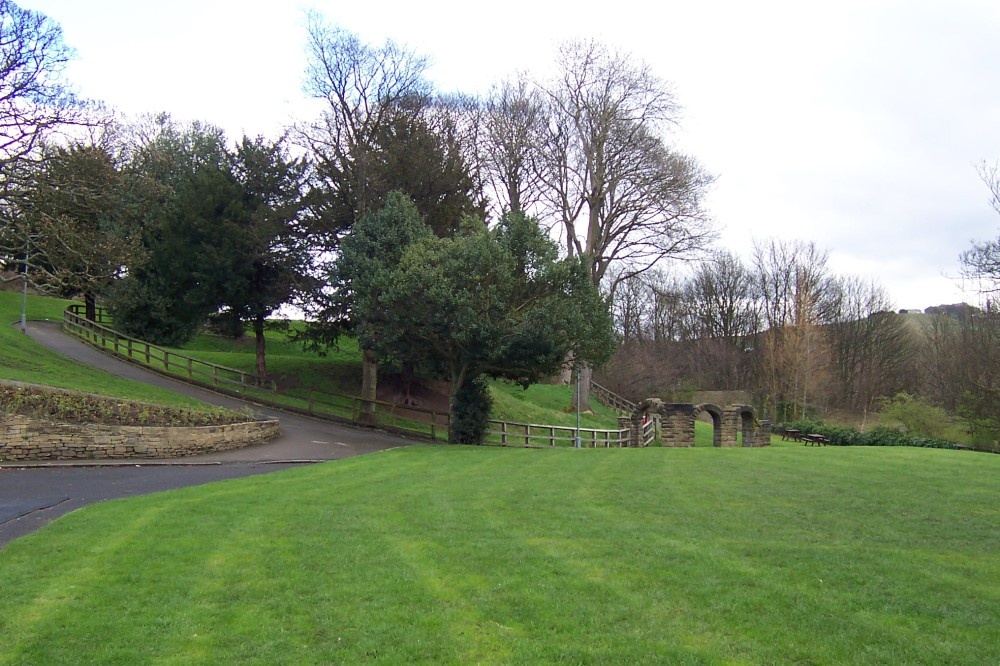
[485, 420, 629, 448]
[484, 416, 657, 448]
[62, 305, 649, 446]
[591, 381, 636, 415]
[64, 304, 275, 392]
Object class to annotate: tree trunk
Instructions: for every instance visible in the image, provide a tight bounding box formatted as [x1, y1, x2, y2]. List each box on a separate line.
[573, 364, 594, 413]
[84, 292, 97, 322]
[360, 348, 378, 422]
[254, 313, 267, 384]
[399, 361, 418, 406]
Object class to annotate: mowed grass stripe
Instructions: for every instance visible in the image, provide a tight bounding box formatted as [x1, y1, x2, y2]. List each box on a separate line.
[1, 445, 998, 664]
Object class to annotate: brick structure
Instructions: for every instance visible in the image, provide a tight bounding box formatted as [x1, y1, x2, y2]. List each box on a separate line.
[0, 415, 280, 461]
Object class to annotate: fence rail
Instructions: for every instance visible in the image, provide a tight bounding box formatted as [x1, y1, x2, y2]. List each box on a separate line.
[485, 420, 630, 448]
[64, 305, 275, 392]
[591, 381, 636, 415]
[62, 305, 644, 446]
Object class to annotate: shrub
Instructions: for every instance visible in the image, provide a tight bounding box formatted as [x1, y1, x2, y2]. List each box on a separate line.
[448, 375, 493, 444]
[877, 392, 952, 439]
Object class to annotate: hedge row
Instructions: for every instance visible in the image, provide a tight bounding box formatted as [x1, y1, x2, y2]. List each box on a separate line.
[784, 419, 967, 451]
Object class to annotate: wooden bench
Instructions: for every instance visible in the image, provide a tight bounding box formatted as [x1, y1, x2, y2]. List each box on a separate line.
[782, 428, 802, 441]
[801, 433, 830, 446]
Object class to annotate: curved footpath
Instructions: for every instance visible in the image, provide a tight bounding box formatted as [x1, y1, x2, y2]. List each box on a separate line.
[0, 320, 420, 548]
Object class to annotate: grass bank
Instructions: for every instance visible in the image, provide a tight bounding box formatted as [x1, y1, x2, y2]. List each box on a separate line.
[0, 292, 212, 409]
[1, 445, 996, 663]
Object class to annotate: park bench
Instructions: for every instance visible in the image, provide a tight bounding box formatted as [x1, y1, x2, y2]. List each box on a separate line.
[782, 428, 802, 441]
[801, 433, 830, 446]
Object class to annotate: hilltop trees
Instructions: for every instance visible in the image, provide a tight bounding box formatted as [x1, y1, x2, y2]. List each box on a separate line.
[825, 277, 915, 413]
[298, 17, 486, 398]
[596, 242, 925, 422]
[212, 135, 313, 379]
[318, 191, 433, 420]
[107, 120, 235, 345]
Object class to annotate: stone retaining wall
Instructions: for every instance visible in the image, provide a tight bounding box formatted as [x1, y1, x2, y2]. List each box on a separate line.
[0, 415, 280, 461]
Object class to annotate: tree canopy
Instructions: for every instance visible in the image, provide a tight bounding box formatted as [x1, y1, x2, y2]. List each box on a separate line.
[340, 194, 615, 442]
[107, 121, 313, 377]
[15, 142, 143, 319]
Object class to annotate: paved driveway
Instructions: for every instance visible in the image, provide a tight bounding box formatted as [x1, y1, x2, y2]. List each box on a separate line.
[0, 321, 420, 548]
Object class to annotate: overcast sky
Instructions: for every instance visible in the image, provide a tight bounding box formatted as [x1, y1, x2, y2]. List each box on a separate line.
[20, 0, 1000, 310]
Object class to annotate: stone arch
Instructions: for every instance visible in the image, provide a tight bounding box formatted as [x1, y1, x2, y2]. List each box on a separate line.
[693, 403, 724, 447]
[626, 399, 765, 448]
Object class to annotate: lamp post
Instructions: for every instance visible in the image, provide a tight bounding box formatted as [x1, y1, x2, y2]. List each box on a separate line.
[20, 236, 27, 333]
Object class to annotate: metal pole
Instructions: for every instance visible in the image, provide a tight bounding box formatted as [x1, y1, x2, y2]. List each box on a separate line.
[20, 247, 27, 333]
[575, 364, 581, 448]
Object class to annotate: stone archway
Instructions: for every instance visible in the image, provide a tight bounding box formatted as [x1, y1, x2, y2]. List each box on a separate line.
[693, 403, 724, 446]
[627, 399, 768, 448]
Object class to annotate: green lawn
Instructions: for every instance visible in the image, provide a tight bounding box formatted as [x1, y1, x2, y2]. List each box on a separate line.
[1, 445, 997, 664]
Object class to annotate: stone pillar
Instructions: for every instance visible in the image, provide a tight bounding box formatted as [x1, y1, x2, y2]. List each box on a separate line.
[618, 416, 640, 447]
[757, 420, 772, 447]
[660, 404, 695, 447]
[719, 409, 739, 447]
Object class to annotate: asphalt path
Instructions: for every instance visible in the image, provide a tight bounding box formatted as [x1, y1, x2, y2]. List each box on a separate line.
[0, 321, 419, 549]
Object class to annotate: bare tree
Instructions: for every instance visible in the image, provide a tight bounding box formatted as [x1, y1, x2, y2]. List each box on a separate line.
[646, 269, 690, 344]
[825, 276, 916, 415]
[750, 239, 836, 420]
[538, 41, 715, 292]
[537, 40, 715, 408]
[683, 251, 761, 389]
[0, 0, 89, 285]
[608, 267, 648, 343]
[0, 1, 83, 170]
[298, 13, 431, 236]
[960, 161, 1000, 295]
[476, 76, 547, 217]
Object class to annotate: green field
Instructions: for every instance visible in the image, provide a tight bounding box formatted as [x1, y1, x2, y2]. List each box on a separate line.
[1, 445, 997, 664]
[3, 293, 998, 662]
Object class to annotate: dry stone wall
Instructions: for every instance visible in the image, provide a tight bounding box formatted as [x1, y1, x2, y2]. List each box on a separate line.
[0, 415, 280, 461]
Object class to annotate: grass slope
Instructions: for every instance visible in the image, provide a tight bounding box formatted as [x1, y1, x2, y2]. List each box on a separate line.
[1, 445, 997, 664]
[1, 292, 643, 435]
[177, 328, 623, 430]
[0, 292, 209, 408]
